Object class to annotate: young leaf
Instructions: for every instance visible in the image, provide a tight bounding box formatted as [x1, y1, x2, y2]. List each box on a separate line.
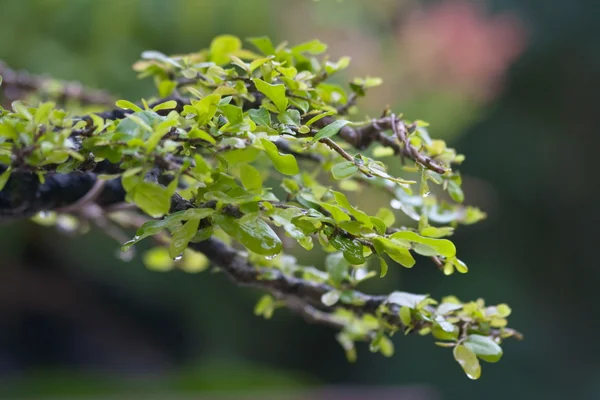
[239, 163, 263, 191]
[210, 34, 242, 65]
[216, 215, 282, 257]
[311, 120, 351, 143]
[331, 161, 358, 180]
[253, 78, 288, 113]
[261, 138, 299, 175]
[169, 218, 201, 259]
[464, 335, 503, 363]
[453, 344, 481, 380]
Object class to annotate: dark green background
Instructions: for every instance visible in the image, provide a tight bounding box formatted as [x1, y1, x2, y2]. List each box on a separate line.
[1, 0, 598, 399]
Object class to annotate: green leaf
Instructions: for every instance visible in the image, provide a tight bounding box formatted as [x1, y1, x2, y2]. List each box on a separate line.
[34, 102, 55, 124]
[331, 161, 358, 180]
[131, 181, 171, 218]
[216, 215, 282, 256]
[326, 252, 350, 286]
[292, 39, 328, 55]
[464, 335, 503, 363]
[453, 344, 481, 380]
[248, 108, 271, 127]
[305, 111, 335, 126]
[152, 100, 178, 112]
[399, 306, 412, 326]
[277, 109, 301, 127]
[390, 231, 456, 257]
[379, 257, 389, 278]
[420, 226, 455, 238]
[116, 100, 143, 112]
[247, 36, 276, 55]
[188, 127, 216, 144]
[321, 290, 340, 306]
[194, 94, 221, 125]
[158, 80, 177, 97]
[143, 247, 174, 272]
[210, 34, 242, 65]
[261, 138, 299, 175]
[142, 50, 182, 68]
[387, 292, 428, 308]
[496, 304, 512, 317]
[169, 218, 201, 259]
[220, 104, 244, 126]
[373, 237, 415, 268]
[0, 166, 11, 191]
[332, 191, 372, 228]
[329, 235, 365, 265]
[253, 78, 288, 113]
[254, 294, 276, 319]
[179, 249, 209, 273]
[376, 207, 395, 227]
[239, 163, 263, 191]
[312, 119, 351, 143]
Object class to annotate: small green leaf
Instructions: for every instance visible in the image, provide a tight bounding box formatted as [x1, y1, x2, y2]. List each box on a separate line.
[0, 166, 11, 191]
[305, 111, 335, 126]
[376, 208, 395, 227]
[239, 163, 263, 191]
[329, 235, 365, 264]
[248, 107, 271, 127]
[194, 94, 221, 125]
[152, 100, 178, 112]
[321, 290, 340, 306]
[210, 34, 242, 65]
[373, 237, 415, 268]
[331, 161, 358, 180]
[158, 80, 177, 97]
[169, 218, 201, 259]
[220, 104, 244, 126]
[261, 138, 299, 175]
[116, 100, 143, 112]
[292, 39, 328, 55]
[143, 247, 174, 272]
[390, 231, 456, 257]
[454, 344, 481, 380]
[216, 215, 282, 256]
[277, 109, 301, 127]
[387, 292, 428, 308]
[326, 252, 350, 286]
[496, 304, 512, 317]
[254, 294, 276, 318]
[379, 256, 389, 278]
[131, 181, 171, 218]
[142, 50, 182, 68]
[312, 119, 351, 143]
[188, 127, 216, 144]
[247, 36, 276, 55]
[253, 78, 288, 113]
[464, 335, 503, 363]
[399, 306, 412, 326]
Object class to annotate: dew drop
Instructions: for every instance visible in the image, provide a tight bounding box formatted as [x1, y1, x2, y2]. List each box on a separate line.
[265, 254, 277, 260]
[173, 254, 183, 261]
[423, 191, 431, 198]
[390, 199, 402, 210]
[116, 248, 134, 262]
